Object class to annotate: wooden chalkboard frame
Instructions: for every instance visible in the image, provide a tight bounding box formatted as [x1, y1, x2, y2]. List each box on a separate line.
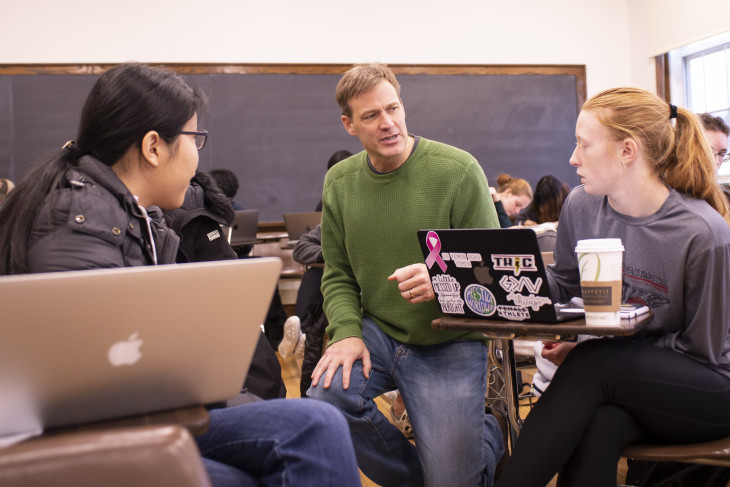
[0, 63, 586, 222]
[0, 62, 586, 109]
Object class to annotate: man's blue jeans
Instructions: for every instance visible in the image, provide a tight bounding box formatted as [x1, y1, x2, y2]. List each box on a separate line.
[196, 398, 361, 487]
[309, 316, 504, 487]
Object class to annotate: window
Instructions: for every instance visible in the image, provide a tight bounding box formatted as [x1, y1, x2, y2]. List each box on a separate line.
[669, 31, 730, 178]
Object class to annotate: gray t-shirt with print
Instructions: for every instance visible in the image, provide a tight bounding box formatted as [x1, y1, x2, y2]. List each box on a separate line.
[547, 186, 730, 378]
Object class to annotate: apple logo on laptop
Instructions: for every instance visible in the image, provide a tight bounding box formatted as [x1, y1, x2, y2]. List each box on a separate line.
[474, 261, 493, 285]
[107, 332, 143, 367]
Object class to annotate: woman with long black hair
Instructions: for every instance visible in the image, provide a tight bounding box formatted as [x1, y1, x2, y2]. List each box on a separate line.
[0, 63, 360, 487]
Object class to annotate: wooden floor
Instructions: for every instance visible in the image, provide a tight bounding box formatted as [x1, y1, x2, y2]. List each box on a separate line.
[277, 352, 627, 487]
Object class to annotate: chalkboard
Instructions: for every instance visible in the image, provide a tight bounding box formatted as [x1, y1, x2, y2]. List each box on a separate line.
[0, 64, 585, 222]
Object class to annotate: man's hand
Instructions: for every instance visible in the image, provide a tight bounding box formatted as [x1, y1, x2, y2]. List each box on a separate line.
[388, 263, 435, 303]
[541, 341, 577, 366]
[311, 337, 371, 390]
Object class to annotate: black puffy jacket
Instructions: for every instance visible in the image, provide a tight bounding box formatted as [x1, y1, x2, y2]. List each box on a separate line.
[28, 156, 179, 272]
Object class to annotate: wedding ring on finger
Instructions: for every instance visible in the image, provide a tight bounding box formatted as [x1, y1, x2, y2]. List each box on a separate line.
[409, 289, 415, 298]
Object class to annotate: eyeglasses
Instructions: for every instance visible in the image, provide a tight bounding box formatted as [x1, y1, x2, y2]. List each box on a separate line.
[179, 129, 208, 150]
[714, 150, 730, 163]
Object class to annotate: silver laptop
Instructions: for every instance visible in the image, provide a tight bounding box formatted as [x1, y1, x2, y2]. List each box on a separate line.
[0, 258, 281, 431]
[282, 211, 321, 247]
[228, 209, 259, 246]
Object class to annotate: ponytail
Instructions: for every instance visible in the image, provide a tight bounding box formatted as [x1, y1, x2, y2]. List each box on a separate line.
[0, 147, 78, 274]
[660, 107, 730, 225]
[585, 87, 730, 227]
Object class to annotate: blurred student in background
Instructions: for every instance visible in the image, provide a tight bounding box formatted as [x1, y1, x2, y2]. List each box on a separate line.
[489, 173, 533, 227]
[698, 113, 730, 204]
[513, 174, 570, 226]
[698, 113, 729, 171]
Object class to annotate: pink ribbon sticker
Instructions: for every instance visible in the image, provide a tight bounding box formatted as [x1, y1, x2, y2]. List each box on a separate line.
[425, 231, 447, 272]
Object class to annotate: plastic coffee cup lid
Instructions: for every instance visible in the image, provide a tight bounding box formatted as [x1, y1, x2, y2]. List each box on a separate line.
[575, 238, 624, 253]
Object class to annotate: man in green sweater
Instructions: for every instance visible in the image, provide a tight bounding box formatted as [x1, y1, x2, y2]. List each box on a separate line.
[309, 63, 504, 487]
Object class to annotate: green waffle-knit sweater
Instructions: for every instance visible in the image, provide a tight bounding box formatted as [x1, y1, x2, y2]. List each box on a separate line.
[321, 137, 499, 345]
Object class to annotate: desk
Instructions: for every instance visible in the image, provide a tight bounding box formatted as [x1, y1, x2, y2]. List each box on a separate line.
[230, 239, 262, 250]
[432, 314, 653, 443]
[257, 232, 289, 242]
[231, 232, 288, 250]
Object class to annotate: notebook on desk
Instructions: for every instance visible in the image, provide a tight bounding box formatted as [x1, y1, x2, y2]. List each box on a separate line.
[0, 258, 281, 431]
[418, 228, 582, 323]
[229, 209, 259, 246]
[282, 211, 321, 245]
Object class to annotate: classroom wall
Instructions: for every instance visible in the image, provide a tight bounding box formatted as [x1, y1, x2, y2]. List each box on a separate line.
[3, 0, 729, 204]
[645, 0, 730, 56]
[4, 1, 728, 96]
[4, 0, 632, 97]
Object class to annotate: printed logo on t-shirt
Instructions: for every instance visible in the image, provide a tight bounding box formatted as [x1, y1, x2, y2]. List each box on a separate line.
[622, 265, 670, 308]
[207, 230, 221, 242]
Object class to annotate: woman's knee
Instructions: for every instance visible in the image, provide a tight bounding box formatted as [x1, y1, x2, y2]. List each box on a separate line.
[558, 339, 626, 375]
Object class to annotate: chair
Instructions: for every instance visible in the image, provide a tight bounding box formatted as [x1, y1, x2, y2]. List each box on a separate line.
[0, 424, 212, 487]
[486, 339, 536, 449]
[622, 437, 730, 468]
[619, 437, 730, 486]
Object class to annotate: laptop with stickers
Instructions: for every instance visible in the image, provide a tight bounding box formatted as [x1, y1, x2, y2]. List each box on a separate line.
[418, 228, 582, 323]
[0, 257, 281, 433]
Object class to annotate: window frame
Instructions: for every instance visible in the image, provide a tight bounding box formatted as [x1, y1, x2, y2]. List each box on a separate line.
[668, 30, 730, 112]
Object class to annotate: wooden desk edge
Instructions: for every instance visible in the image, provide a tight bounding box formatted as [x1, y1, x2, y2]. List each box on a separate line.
[432, 312, 653, 340]
[257, 233, 289, 242]
[230, 239, 263, 248]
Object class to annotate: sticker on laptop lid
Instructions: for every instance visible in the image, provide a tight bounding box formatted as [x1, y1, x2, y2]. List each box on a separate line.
[491, 254, 538, 276]
[506, 292, 552, 311]
[497, 305, 531, 321]
[431, 274, 465, 314]
[424, 231, 447, 272]
[498, 275, 543, 294]
[463, 284, 497, 317]
[497, 275, 552, 310]
[441, 252, 484, 269]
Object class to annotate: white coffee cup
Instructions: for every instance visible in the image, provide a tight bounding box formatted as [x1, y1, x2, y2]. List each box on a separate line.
[575, 238, 624, 326]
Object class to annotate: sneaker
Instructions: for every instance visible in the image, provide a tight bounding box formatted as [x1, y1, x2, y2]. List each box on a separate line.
[294, 333, 306, 370]
[278, 316, 301, 358]
[389, 405, 414, 439]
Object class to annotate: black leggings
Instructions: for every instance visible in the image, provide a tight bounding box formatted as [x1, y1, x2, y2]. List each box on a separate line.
[496, 339, 730, 487]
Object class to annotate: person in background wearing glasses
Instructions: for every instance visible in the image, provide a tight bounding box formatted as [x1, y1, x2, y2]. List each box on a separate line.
[698, 113, 730, 170]
[0, 63, 361, 487]
[698, 113, 730, 203]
